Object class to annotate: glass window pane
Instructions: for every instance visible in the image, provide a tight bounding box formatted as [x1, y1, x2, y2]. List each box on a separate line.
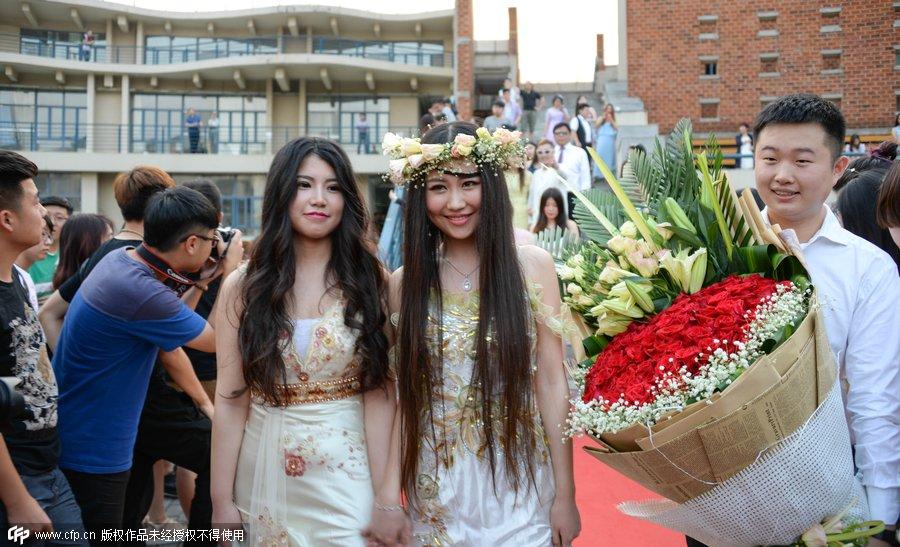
[157, 95, 182, 109]
[37, 92, 63, 107]
[64, 92, 86, 107]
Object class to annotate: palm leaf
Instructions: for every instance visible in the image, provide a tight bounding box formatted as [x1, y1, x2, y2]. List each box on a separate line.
[572, 188, 627, 245]
[534, 225, 583, 262]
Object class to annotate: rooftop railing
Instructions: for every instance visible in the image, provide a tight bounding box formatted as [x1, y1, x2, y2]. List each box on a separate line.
[0, 121, 417, 155]
[0, 33, 453, 67]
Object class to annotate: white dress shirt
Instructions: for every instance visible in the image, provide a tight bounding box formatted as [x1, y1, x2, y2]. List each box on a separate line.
[569, 115, 593, 145]
[765, 206, 900, 524]
[554, 143, 591, 192]
[14, 264, 39, 311]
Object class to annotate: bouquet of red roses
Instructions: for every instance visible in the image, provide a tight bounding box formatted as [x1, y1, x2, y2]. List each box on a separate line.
[538, 121, 878, 546]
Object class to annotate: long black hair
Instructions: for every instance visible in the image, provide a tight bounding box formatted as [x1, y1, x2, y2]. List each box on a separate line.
[397, 121, 536, 503]
[532, 187, 568, 233]
[837, 167, 900, 271]
[239, 137, 388, 404]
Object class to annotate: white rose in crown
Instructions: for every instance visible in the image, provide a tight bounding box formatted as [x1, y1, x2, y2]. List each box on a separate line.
[420, 144, 445, 162]
[407, 154, 426, 169]
[388, 158, 408, 184]
[381, 133, 401, 155]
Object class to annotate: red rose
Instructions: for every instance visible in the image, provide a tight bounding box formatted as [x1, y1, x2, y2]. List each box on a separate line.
[583, 275, 780, 407]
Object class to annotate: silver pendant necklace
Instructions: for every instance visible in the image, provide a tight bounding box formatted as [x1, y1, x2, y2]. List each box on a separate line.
[443, 257, 479, 292]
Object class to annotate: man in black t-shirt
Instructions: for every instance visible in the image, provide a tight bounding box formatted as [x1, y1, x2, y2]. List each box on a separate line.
[0, 151, 87, 540]
[520, 81, 544, 141]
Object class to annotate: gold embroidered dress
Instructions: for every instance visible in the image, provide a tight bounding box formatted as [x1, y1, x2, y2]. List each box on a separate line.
[234, 298, 371, 546]
[402, 287, 556, 546]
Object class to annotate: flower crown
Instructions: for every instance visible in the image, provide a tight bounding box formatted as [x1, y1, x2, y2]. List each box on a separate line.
[381, 126, 526, 186]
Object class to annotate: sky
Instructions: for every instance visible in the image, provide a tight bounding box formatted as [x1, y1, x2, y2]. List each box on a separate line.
[104, 0, 619, 83]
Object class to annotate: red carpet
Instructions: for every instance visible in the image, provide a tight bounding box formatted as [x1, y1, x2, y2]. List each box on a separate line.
[573, 437, 686, 547]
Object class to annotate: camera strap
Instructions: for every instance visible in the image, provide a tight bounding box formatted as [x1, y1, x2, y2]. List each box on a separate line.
[135, 244, 196, 297]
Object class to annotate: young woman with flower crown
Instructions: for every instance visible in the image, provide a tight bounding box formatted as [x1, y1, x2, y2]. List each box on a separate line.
[210, 137, 396, 545]
[365, 122, 581, 546]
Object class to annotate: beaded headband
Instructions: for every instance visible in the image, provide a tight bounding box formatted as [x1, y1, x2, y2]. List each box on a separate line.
[381, 126, 526, 187]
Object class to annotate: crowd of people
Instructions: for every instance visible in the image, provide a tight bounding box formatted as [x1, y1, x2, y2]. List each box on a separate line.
[0, 91, 898, 547]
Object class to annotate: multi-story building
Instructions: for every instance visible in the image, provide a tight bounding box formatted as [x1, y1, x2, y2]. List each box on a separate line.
[624, 0, 897, 136]
[0, 0, 470, 234]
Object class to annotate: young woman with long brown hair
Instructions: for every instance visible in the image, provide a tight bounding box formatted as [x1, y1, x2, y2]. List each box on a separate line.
[210, 137, 395, 544]
[531, 187, 579, 238]
[368, 122, 580, 546]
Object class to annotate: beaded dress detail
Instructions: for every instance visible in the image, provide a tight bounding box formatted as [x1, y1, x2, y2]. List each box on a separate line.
[394, 286, 557, 546]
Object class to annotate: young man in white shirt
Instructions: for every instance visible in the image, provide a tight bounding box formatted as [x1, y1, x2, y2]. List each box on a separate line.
[569, 102, 593, 149]
[552, 122, 591, 220]
[753, 93, 899, 543]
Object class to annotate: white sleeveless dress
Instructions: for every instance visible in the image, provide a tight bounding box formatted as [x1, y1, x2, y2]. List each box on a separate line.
[234, 299, 372, 546]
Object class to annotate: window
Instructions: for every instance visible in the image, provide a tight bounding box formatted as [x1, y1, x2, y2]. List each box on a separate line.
[144, 35, 278, 64]
[34, 173, 81, 211]
[306, 96, 390, 152]
[699, 100, 719, 121]
[131, 93, 267, 154]
[761, 58, 778, 74]
[312, 38, 446, 66]
[703, 61, 717, 76]
[0, 88, 87, 151]
[822, 50, 841, 71]
[824, 96, 842, 111]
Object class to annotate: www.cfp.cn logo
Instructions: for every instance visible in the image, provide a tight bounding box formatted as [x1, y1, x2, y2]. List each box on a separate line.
[7, 526, 30, 545]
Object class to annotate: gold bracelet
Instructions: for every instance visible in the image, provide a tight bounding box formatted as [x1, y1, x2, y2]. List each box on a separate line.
[374, 502, 405, 512]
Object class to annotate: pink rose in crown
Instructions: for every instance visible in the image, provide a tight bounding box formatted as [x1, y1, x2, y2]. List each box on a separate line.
[453, 134, 476, 147]
[494, 128, 520, 145]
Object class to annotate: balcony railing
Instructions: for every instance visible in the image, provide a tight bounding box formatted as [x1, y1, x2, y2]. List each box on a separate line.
[0, 122, 417, 155]
[0, 33, 453, 67]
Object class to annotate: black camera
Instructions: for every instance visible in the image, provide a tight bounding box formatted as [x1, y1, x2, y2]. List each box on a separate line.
[211, 226, 237, 261]
[0, 377, 25, 431]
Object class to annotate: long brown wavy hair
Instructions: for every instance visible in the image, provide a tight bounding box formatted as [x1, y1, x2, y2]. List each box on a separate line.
[397, 121, 536, 503]
[238, 137, 389, 404]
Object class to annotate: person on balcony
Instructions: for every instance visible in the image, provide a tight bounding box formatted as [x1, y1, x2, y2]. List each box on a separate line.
[356, 113, 371, 154]
[207, 112, 219, 155]
[185, 108, 202, 154]
[79, 30, 95, 62]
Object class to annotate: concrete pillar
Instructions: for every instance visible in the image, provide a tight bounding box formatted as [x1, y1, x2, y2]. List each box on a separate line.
[297, 78, 307, 130]
[265, 78, 274, 154]
[618, 0, 628, 83]
[106, 18, 113, 47]
[306, 26, 313, 53]
[136, 21, 144, 65]
[86, 74, 95, 152]
[120, 75, 130, 152]
[80, 172, 99, 213]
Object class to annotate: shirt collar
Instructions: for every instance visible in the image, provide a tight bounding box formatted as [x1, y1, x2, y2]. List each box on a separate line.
[761, 204, 851, 247]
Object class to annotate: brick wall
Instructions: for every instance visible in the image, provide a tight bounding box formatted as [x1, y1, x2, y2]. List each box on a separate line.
[627, 1, 898, 135]
[455, 0, 475, 120]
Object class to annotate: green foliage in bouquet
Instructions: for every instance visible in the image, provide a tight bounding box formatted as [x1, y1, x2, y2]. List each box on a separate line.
[535, 119, 809, 358]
